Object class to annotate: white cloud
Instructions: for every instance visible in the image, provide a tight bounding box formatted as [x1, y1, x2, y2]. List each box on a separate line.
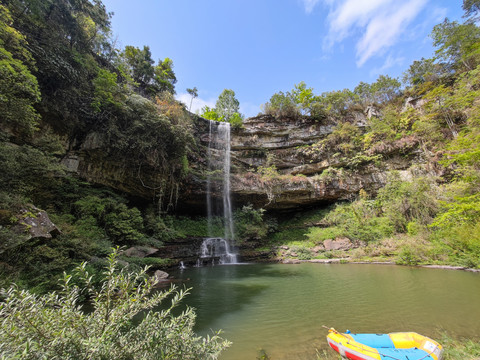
[369, 54, 405, 76]
[176, 93, 216, 114]
[301, 0, 321, 14]
[322, 0, 429, 67]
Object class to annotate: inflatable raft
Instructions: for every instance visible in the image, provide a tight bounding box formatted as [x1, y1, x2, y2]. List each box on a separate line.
[326, 328, 443, 360]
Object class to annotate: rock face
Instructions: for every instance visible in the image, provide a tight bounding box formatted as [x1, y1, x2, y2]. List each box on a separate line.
[226, 114, 422, 211]
[323, 237, 354, 251]
[16, 206, 61, 240]
[64, 111, 425, 213]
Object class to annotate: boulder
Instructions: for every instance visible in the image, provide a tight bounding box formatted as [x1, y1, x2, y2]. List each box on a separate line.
[123, 246, 158, 258]
[16, 206, 61, 240]
[323, 237, 353, 251]
[154, 270, 169, 282]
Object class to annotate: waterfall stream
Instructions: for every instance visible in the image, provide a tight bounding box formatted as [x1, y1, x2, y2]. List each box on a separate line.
[200, 121, 237, 265]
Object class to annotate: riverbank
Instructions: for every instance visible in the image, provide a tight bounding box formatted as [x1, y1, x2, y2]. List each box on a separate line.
[279, 257, 480, 272]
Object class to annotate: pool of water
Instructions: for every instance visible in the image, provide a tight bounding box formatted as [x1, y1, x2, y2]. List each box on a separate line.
[171, 263, 480, 360]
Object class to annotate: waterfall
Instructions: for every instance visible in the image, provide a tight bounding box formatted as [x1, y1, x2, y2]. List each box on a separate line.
[200, 121, 238, 265]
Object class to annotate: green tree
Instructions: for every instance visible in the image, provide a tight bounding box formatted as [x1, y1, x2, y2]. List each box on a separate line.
[186, 86, 198, 111]
[353, 81, 374, 105]
[431, 19, 480, 71]
[262, 91, 300, 118]
[4, 0, 113, 133]
[317, 89, 356, 116]
[463, 0, 480, 21]
[0, 5, 40, 135]
[402, 57, 445, 87]
[371, 75, 402, 103]
[292, 81, 315, 115]
[92, 68, 126, 112]
[122, 45, 155, 93]
[200, 105, 223, 121]
[0, 249, 230, 359]
[215, 89, 240, 122]
[152, 57, 177, 95]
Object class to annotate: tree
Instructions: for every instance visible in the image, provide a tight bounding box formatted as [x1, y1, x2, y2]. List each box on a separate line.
[152, 57, 177, 95]
[431, 19, 480, 71]
[186, 87, 198, 111]
[215, 89, 240, 122]
[353, 81, 374, 105]
[317, 89, 356, 116]
[463, 0, 480, 21]
[0, 5, 40, 135]
[122, 45, 155, 93]
[262, 91, 299, 118]
[292, 81, 315, 115]
[402, 57, 445, 87]
[371, 75, 402, 103]
[0, 248, 231, 359]
[200, 105, 223, 121]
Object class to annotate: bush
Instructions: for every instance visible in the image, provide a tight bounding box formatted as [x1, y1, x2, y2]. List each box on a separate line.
[0, 249, 231, 359]
[234, 205, 268, 242]
[262, 91, 300, 119]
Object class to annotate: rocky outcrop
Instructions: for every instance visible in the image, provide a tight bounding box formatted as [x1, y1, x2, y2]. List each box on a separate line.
[226, 113, 424, 210]
[0, 206, 61, 254]
[152, 237, 206, 266]
[15, 205, 61, 240]
[63, 110, 426, 213]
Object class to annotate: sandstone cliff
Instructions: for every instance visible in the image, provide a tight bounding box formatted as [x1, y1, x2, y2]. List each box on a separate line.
[63, 110, 430, 213]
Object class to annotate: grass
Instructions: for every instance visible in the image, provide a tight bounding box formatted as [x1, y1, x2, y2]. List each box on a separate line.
[440, 333, 480, 360]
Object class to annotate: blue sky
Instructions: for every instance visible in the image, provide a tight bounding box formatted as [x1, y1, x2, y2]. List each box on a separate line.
[101, 0, 464, 117]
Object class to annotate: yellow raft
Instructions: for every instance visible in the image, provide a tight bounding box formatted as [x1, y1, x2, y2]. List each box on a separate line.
[326, 328, 443, 360]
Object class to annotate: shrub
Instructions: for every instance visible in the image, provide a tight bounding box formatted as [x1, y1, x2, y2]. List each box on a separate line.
[262, 91, 300, 119]
[234, 205, 268, 242]
[0, 248, 231, 359]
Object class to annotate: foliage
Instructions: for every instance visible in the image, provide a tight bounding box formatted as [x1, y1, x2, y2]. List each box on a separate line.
[292, 81, 316, 115]
[200, 90, 243, 127]
[431, 194, 480, 229]
[306, 201, 395, 244]
[234, 205, 268, 241]
[431, 19, 480, 71]
[262, 91, 300, 119]
[300, 122, 363, 163]
[376, 175, 440, 232]
[441, 332, 480, 360]
[186, 86, 198, 111]
[402, 57, 445, 87]
[74, 195, 147, 246]
[215, 89, 240, 122]
[228, 112, 244, 129]
[0, 5, 40, 135]
[0, 249, 230, 359]
[370, 75, 402, 104]
[121, 45, 176, 97]
[463, 0, 480, 21]
[5, 0, 112, 133]
[0, 141, 64, 199]
[200, 105, 223, 121]
[92, 68, 126, 112]
[316, 89, 356, 116]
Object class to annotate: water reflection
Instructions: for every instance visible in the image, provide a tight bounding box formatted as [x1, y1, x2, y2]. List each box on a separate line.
[171, 263, 480, 360]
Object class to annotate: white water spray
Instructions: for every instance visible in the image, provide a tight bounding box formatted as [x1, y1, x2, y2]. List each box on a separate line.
[200, 121, 237, 265]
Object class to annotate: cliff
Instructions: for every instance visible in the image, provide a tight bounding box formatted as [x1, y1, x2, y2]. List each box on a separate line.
[229, 112, 429, 211]
[61, 108, 432, 214]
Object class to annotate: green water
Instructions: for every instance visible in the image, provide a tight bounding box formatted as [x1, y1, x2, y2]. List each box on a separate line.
[172, 263, 480, 360]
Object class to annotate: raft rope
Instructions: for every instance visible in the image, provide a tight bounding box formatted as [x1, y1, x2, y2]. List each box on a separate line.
[323, 326, 439, 360]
